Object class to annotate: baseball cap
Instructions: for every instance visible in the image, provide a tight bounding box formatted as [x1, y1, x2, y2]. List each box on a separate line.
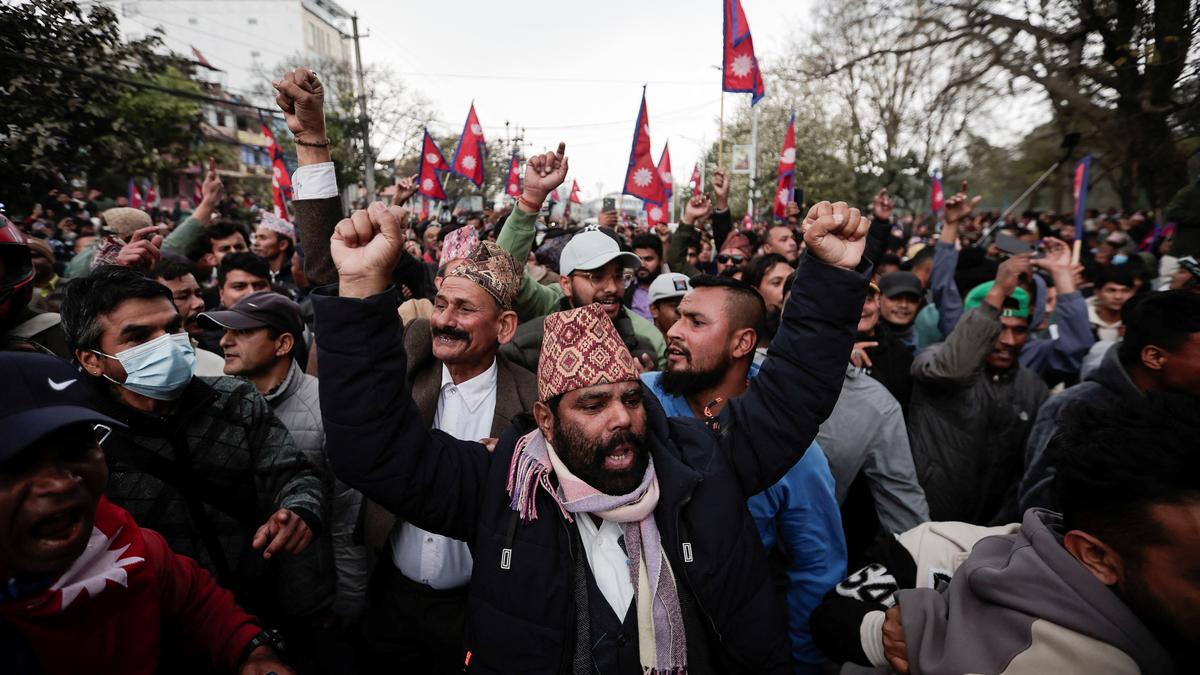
[879, 271, 923, 299]
[0, 352, 125, 465]
[1179, 255, 1199, 279]
[963, 281, 1031, 319]
[198, 291, 304, 339]
[648, 273, 692, 305]
[558, 227, 641, 277]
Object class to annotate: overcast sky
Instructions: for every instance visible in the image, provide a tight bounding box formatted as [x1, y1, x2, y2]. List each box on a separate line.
[352, 0, 817, 200]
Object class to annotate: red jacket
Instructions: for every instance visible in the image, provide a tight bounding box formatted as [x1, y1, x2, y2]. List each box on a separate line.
[1, 498, 261, 674]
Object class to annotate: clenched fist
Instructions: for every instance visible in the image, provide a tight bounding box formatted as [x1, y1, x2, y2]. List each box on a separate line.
[273, 68, 327, 145]
[520, 142, 569, 212]
[802, 201, 869, 270]
[332, 202, 407, 298]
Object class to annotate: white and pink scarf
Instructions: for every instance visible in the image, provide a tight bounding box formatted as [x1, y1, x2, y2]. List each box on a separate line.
[507, 428, 687, 674]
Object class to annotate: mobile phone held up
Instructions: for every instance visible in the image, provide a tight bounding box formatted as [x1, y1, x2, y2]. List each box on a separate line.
[994, 233, 1045, 258]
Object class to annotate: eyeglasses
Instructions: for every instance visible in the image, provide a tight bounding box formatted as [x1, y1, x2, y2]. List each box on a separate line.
[716, 254, 745, 265]
[571, 268, 634, 286]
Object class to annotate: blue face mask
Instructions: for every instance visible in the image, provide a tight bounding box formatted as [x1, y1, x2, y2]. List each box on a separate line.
[1112, 254, 1129, 265]
[94, 332, 196, 400]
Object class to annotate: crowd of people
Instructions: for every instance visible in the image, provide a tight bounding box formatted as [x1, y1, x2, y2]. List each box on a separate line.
[1, 65, 1198, 675]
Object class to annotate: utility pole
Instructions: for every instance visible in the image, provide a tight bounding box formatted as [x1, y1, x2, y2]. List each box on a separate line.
[350, 14, 374, 198]
[748, 104, 758, 218]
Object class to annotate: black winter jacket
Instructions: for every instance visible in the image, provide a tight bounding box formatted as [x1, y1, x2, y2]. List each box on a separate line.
[313, 253, 869, 673]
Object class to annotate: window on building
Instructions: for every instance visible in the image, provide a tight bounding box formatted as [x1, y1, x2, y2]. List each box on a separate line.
[247, 18, 258, 25]
[188, 17, 197, 25]
[251, 50, 261, 59]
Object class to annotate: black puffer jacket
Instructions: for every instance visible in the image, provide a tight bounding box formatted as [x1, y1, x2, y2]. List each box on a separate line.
[313, 253, 869, 673]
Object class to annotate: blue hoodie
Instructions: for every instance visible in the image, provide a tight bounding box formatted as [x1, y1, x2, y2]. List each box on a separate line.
[642, 367, 847, 674]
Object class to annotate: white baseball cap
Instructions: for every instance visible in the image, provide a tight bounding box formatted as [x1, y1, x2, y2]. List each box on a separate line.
[648, 273, 692, 305]
[559, 228, 641, 276]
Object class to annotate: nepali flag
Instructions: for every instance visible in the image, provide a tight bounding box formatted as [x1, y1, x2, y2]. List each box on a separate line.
[622, 88, 666, 205]
[451, 103, 486, 187]
[505, 151, 522, 198]
[688, 163, 702, 194]
[128, 179, 143, 209]
[1073, 155, 1092, 241]
[418, 129, 449, 201]
[569, 179, 582, 204]
[773, 112, 797, 220]
[646, 202, 668, 227]
[143, 181, 159, 208]
[262, 122, 293, 219]
[657, 142, 674, 205]
[930, 172, 945, 213]
[723, 0, 765, 104]
[547, 186, 561, 203]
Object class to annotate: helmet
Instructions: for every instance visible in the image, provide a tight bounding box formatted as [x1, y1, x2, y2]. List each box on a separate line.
[0, 215, 35, 328]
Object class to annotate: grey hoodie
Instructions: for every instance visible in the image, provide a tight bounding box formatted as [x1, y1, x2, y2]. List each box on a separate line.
[896, 509, 1174, 675]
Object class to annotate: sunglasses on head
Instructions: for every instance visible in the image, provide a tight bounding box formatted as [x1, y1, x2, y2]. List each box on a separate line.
[717, 254, 745, 265]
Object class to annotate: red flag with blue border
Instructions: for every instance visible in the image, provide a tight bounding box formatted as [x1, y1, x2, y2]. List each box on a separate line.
[451, 103, 486, 187]
[722, 1, 765, 104]
[773, 112, 796, 220]
[622, 88, 666, 205]
[418, 129, 449, 201]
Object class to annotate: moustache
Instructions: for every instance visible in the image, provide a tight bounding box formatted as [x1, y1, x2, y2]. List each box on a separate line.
[432, 325, 471, 342]
[587, 429, 642, 467]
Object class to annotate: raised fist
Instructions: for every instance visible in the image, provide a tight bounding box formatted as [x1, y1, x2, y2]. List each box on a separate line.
[331, 202, 406, 298]
[802, 201, 868, 270]
[872, 188, 893, 221]
[521, 142, 569, 209]
[273, 68, 327, 145]
[682, 194, 712, 225]
[944, 180, 981, 227]
[712, 170, 729, 210]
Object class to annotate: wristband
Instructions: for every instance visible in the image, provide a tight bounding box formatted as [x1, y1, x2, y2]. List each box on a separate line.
[518, 194, 543, 213]
[295, 138, 330, 148]
[239, 628, 286, 665]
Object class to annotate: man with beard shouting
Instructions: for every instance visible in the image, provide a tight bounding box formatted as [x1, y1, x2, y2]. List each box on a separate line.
[311, 198, 869, 672]
[640, 275, 847, 674]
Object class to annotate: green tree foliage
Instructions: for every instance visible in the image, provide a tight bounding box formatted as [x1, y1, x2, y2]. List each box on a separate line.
[0, 0, 203, 207]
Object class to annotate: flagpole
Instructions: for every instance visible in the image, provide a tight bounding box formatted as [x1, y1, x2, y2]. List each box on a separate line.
[748, 103, 758, 219]
[718, 92, 725, 174]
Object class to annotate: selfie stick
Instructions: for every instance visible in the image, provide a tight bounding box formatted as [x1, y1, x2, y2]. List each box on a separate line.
[979, 132, 1082, 248]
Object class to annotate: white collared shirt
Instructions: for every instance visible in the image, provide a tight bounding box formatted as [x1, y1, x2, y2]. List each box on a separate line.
[390, 359, 498, 589]
[576, 515, 634, 618]
[292, 162, 338, 200]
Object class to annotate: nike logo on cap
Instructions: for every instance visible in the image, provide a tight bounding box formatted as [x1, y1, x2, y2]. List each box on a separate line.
[47, 378, 76, 391]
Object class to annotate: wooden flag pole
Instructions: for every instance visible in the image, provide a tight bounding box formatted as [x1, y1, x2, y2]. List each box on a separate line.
[718, 92, 725, 175]
[1071, 239, 1082, 266]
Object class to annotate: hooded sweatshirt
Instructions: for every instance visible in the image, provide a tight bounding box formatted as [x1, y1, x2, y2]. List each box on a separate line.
[1018, 342, 1143, 513]
[894, 509, 1175, 675]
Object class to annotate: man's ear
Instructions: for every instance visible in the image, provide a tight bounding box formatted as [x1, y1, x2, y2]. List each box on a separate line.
[532, 401, 555, 443]
[1063, 529, 1124, 586]
[201, 252, 217, 270]
[1140, 345, 1167, 372]
[558, 274, 573, 303]
[496, 309, 519, 345]
[76, 348, 104, 378]
[276, 333, 296, 359]
[730, 327, 757, 360]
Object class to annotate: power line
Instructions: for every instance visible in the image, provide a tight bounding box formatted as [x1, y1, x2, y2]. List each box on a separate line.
[2, 51, 284, 117]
